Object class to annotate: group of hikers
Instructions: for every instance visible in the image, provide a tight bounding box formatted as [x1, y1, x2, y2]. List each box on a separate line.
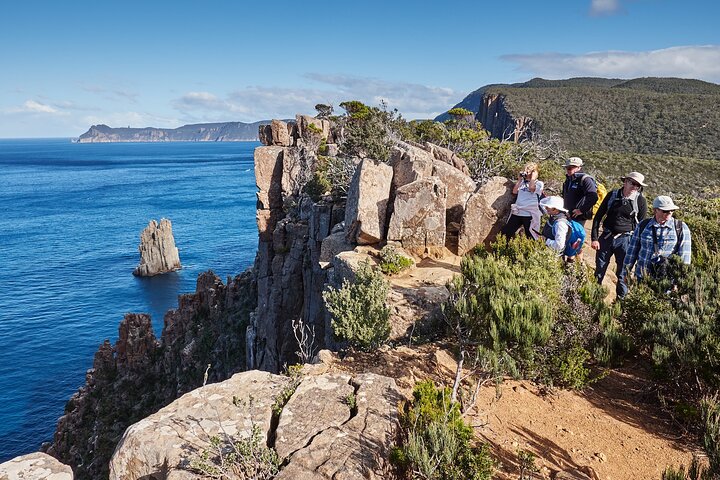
[501, 156, 692, 299]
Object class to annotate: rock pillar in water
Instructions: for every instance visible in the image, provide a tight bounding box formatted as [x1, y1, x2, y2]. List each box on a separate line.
[132, 218, 181, 276]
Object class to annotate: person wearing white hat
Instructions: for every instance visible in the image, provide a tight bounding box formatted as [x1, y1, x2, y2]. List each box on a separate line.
[590, 172, 649, 298]
[562, 156, 599, 227]
[539, 196, 570, 254]
[623, 195, 692, 282]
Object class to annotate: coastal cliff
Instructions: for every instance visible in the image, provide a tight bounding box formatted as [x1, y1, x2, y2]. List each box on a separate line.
[44, 271, 257, 479]
[41, 111, 513, 479]
[76, 121, 266, 143]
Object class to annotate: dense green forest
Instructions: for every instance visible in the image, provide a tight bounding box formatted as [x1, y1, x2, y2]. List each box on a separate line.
[441, 77, 720, 160]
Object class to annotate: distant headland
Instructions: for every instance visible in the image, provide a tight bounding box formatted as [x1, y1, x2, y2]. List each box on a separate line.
[75, 121, 270, 143]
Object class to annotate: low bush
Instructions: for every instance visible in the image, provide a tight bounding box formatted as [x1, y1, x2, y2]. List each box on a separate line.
[444, 235, 612, 389]
[392, 380, 495, 480]
[379, 245, 414, 275]
[189, 425, 280, 480]
[323, 262, 390, 351]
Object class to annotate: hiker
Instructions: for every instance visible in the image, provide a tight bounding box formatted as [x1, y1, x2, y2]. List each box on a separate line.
[562, 157, 599, 227]
[501, 162, 544, 239]
[623, 195, 692, 282]
[590, 172, 648, 298]
[539, 196, 569, 254]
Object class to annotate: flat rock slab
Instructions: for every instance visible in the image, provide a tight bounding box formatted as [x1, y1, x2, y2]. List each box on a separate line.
[274, 373, 401, 480]
[109, 371, 402, 480]
[0, 452, 73, 480]
[109, 370, 294, 480]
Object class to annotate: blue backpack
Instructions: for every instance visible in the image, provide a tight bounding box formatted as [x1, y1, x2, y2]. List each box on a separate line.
[564, 219, 586, 256]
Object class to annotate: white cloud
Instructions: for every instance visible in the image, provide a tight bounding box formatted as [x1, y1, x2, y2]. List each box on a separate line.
[501, 45, 720, 83]
[171, 76, 459, 121]
[15, 100, 59, 114]
[590, 0, 621, 16]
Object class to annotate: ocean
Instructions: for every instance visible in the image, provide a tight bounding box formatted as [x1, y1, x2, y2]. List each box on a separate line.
[0, 139, 259, 461]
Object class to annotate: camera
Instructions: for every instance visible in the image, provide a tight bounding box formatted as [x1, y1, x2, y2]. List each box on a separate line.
[521, 172, 528, 179]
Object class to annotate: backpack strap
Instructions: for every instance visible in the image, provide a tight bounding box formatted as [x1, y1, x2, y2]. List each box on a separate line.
[609, 189, 640, 227]
[649, 219, 684, 256]
[638, 218, 652, 236]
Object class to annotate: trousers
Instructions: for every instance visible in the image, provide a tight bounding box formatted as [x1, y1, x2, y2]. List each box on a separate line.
[595, 231, 631, 298]
[501, 214, 533, 238]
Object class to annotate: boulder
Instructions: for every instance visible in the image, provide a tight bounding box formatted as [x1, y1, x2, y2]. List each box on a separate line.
[296, 115, 331, 142]
[271, 119, 292, 146]
[457, 176, 514, 255]
[254, 145, 284, 209]
[258, 124, 273, 146]
[387, 177, 447, 257]
[328, 250, 372, 288]
[109, 370, 295, 480]
[274, 373, 401, 480]
[132, 218, 181, 276]
[274, 374, 354, 459]
[390, 142, 434, 191]
[319, 230, 354, 263]
[426, 142, 470, 175]
[0, 452, 73, 479]
[109, 371, 402, 480]
[431, 160, 476, 230]
[344, 159, 393, 245]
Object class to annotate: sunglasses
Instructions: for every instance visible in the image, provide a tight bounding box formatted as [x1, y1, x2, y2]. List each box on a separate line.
[628, 180, 642, 188]
[659, 209, 674, 214]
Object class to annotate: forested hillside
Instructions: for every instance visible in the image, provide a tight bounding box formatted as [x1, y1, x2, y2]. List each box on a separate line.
[442, 77, 720, 160]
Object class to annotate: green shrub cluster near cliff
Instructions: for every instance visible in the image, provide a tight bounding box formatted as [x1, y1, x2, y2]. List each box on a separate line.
[490, 78, 720, 159]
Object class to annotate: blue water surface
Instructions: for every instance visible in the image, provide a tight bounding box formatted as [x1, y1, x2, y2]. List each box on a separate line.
[0, 139, 259, 461]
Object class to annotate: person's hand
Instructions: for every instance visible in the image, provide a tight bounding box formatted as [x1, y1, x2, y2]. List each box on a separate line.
[591, 240, 600, 250]
[530, 170, 538, 181]
[572, 208, 582, 218]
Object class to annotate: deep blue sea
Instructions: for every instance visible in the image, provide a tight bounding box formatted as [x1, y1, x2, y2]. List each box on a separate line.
[0, 139, 259, 461]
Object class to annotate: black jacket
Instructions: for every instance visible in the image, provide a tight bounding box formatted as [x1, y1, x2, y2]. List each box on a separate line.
[591, 189, 648, 241]
[562, 172, 599, 219]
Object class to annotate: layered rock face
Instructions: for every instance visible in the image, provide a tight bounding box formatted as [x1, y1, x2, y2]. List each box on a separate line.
[133, 218, 181, 276]
[478, 93, 535, 142]
[109, 369, 401, 479]
[249, 120, 515, 371]
[45, 271, 257, 480]
[0, 452, 73, 479]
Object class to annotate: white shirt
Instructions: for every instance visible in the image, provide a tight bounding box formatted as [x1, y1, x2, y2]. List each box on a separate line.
[545, 216, 569, 253]
[514, 180, 544, 217]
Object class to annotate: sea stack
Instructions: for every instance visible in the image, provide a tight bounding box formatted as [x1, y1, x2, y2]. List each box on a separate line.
[132, 218, 181, 276]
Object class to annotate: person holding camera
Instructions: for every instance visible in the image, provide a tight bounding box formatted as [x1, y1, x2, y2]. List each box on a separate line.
[622, 195, 691, 282]
[501, 162, 544, 239]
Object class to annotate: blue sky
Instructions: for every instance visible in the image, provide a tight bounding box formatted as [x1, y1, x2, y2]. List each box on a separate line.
[1, 0, 718, 138]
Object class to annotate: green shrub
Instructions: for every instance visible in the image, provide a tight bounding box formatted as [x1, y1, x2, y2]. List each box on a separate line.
[379, 245, 414, 275]
[392, 381, 495, 480]
[323, 262, 391, 351]
[445, 236, 612, 387]
[337, 100, 405, 161]
[189, 425, 280, 479]
[303, 170, 331, 201]
[703, 395, 720, 475]
[553, 346, 592, 390]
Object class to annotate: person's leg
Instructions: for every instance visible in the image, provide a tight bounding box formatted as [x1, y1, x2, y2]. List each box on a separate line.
[520, 216, 533, 237]
[595, 233, 612, 284]
[614, 235, 631, 299]
[501, 215, 524, 239]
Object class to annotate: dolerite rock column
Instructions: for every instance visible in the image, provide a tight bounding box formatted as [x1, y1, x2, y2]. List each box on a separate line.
[132, 218, 181, 276]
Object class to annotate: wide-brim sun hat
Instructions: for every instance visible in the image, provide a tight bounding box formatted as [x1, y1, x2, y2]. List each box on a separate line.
[564, 156, 583, 167]
[540, 196, 568, 212]
[653, 195, 679, 211]
[620, 171, 647, 187]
